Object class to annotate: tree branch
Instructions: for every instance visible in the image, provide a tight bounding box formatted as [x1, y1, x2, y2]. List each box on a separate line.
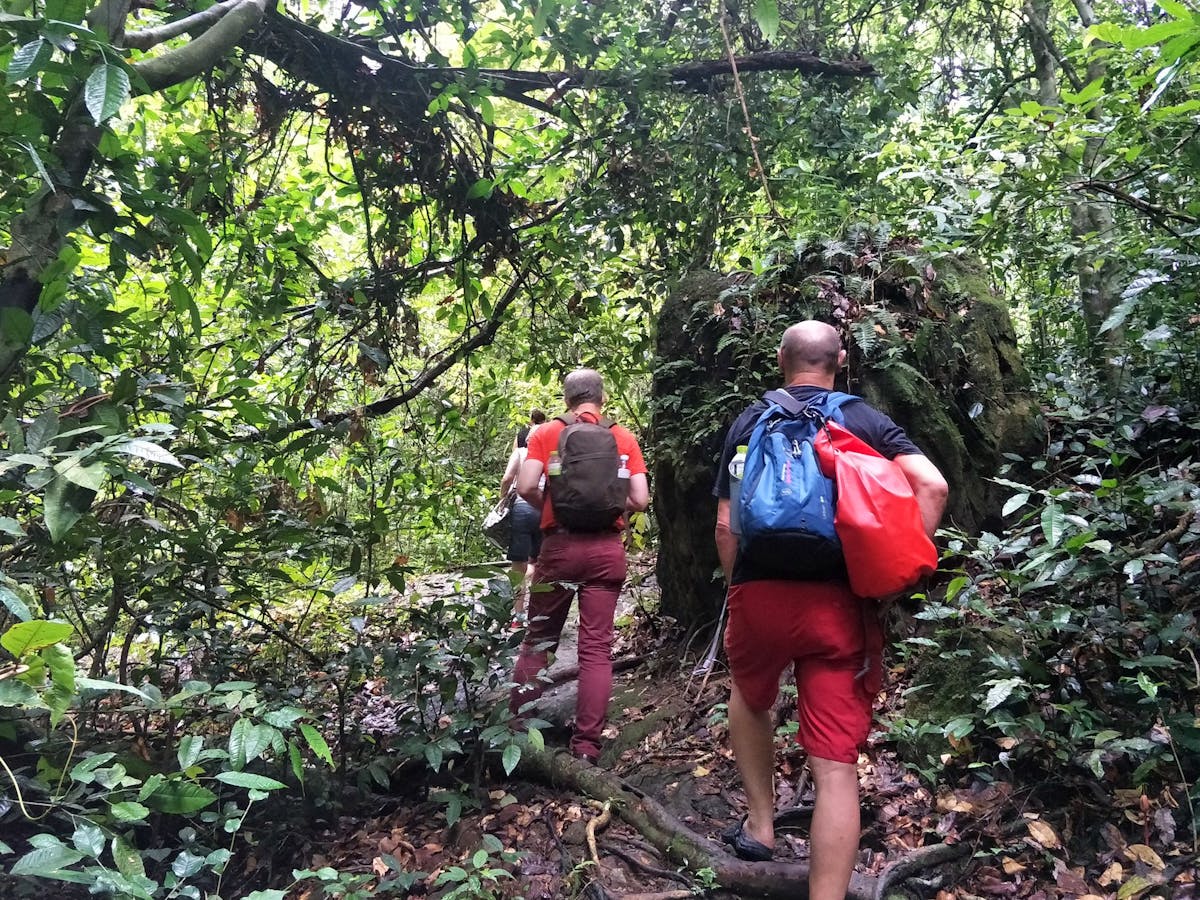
[1072, 180, 1200, 226]
[245, 265, 532, 446]
[132, 0, 271, 92]
[122, 0, 243, 50]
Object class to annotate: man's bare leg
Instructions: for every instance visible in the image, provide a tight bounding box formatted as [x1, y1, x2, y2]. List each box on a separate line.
[728, 683, 776, 848]
[808, 755, 860, 900]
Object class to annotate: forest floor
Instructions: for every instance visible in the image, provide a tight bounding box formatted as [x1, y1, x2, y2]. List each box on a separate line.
[280, 554, 1198, 900]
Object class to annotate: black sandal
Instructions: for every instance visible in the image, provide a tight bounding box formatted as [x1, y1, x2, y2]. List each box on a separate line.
[719, 816, 774, 862]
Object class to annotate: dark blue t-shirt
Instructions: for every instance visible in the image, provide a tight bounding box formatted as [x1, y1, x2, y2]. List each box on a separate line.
[713, 385, 924, 583]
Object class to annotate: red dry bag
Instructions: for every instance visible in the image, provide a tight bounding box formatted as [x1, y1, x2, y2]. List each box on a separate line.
[814, 421, 938, 598]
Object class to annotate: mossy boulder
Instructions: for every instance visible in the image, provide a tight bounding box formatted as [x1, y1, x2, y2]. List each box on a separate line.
[650, 231, 1041, 627]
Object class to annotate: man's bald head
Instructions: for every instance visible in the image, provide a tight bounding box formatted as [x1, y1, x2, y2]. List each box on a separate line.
[778, 321, 845, 385]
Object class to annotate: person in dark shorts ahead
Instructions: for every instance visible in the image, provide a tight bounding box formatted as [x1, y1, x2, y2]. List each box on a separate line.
[713, 321, 948, 899]
[499, 419, 545, 624]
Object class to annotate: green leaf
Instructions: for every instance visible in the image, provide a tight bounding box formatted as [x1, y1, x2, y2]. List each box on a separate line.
[7, 38, 50, 84]
[0, 680, 44, 707]
[753, 0, 780, 42]
[43, 475, 93, 542]
[26, 409, 60, 452]
[1040, 503, 1066, 548]
[288, 740, 304, 783]
[1061, 77, 1104, 105]
[110, 801, 150, 822]
[1121, 18, 1191, 50]
[84, 63, 131, 125]
[227, 716, 247, 765]
[76, 677, 153, 701]
[1, 620, 73, 657]
[168, 281, 202, 337]
[261, 707, 306, 728]
[42, 642, 76, 726]
[71, 823, 105, 858]
[0, 585, 32, 621]
[178, 735, 204, 770]
[56, 457, 107, 492]
[501, 742, 521, 775]
[465, 178, 494, 199]
[299, 723, 333, 766]
[526, 726, 544, 752]
[425, 742, 443, 771]
[982, 677, 1025, 712]
[1002, 492, 1029, 517]
[138, 772, 165, 801]
[112, 439, 183, 468]
[9, 844, 86, 875]
[214, 771, 287, 791]
[143, 780, 216, 814]
[15, 141, 54, 192]
[111, 836, 146, 879]
[171, 850, 205, 878]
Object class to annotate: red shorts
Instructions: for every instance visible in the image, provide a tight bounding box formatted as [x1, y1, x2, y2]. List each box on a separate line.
[724, 579, 882, 764]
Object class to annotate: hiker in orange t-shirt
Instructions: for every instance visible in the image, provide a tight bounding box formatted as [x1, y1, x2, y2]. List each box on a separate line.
[508, 369, 649, 763]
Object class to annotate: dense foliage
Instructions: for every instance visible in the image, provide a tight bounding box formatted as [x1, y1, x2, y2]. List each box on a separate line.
[1, 0, 1199, 894]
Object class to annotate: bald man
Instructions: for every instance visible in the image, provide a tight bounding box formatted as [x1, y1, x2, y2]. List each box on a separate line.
[712, 321, 947, 899]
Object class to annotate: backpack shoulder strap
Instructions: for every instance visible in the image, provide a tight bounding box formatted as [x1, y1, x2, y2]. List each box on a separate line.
[555, 413, 577, 427]
[762, 389, 805, 417]
[823, 391, 862, 422]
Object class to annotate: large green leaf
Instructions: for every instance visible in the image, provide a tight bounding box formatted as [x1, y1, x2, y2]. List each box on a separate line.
[1040, 502, 1066, 548]
[111, 836, 145, 879]
[112, 439, 182, 468]
[42, 642, 76, 726]
[25, 409, 60, 452]
[9, 844, 86, 875]
[7, 38, 50, 84]
[1, 620, 73, 658]
[142, 780, 217, 814]
[0, 584, 32, 622]
[214, 771, 287, 791]
[177, 734, 204, 770]
[753, 0, 779, 42]
[84, 63, 131, 125]
[43, 475, 93, 543]
[299, 723, 333, 766]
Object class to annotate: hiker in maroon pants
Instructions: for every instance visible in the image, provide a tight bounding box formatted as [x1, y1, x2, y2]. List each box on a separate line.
[508, 369, 649, 763]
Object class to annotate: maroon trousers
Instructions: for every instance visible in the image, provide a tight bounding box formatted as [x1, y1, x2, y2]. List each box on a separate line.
[508, 531, 628, 759]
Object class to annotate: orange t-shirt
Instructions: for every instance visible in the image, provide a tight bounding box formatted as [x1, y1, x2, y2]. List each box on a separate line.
[525, 412, 647, 531]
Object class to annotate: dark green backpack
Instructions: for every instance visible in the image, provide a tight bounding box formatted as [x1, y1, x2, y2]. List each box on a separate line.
[549, 414, 626, 531]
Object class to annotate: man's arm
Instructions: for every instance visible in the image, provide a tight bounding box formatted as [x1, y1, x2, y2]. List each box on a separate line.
[626, 473, 649, 512]
[516, 457, 545, 506]
[714, 499, 737, 584]
[895, 454, 949, 537]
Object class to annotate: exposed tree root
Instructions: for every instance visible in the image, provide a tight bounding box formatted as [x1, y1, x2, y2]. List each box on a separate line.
[872, 840, 972, 900]
[519, 744, 977, 898]
[517, 744, 880, 898]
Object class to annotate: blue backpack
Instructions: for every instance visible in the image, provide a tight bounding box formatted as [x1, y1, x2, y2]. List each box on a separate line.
[738, 389, 858, 579]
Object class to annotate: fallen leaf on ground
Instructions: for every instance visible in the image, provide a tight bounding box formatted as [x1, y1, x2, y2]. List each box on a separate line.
[1001, 856, 1026, 875]
[1125, 843, 1165, 869]
[1027, 819, 1061, 849]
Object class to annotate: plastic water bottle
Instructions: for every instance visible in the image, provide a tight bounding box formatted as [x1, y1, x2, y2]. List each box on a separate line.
[617, 454, 630, 480]
[547, 450, 562, 477]
[728, 445, 748, 534]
